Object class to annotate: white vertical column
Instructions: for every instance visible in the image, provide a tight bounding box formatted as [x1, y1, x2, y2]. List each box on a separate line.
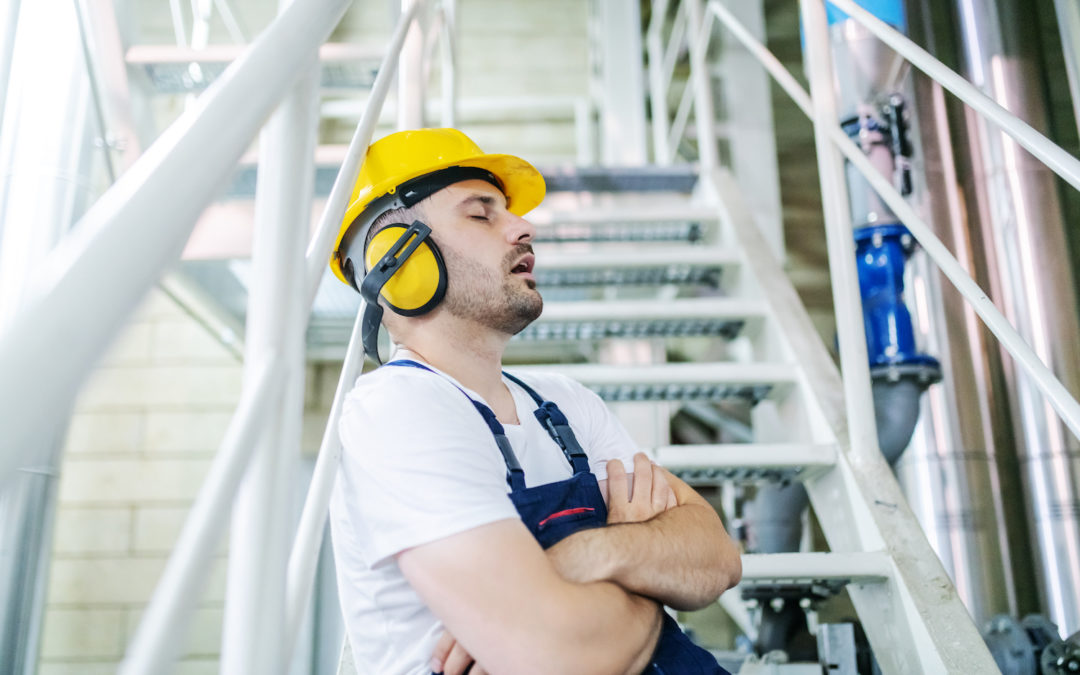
[717, 0, 784, 260]
[799, 0, 881, 460]
[219, 2, 319, 670]
[684, 0, 718, 172]
[595, 0, 648, 165]
[0, 2, 95, 669]
[398, 0, 426, 129]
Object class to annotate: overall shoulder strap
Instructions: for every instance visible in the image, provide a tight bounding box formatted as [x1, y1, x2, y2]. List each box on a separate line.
[502, 372, 591, 475]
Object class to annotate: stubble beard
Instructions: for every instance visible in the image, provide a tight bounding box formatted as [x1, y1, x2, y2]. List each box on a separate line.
[440, 243, 543, 335]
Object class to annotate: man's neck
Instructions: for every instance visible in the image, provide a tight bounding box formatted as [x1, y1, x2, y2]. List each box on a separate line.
[397, 315, 510, 404]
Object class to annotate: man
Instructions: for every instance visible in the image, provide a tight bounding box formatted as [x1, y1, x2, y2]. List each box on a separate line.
[328, 128, 742, 675]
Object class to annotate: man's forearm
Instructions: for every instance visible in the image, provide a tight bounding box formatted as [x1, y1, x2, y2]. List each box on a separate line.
[547, 504, 741, 611]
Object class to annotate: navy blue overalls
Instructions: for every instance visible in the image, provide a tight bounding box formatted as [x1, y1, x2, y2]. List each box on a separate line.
[386, 360, 730, 674]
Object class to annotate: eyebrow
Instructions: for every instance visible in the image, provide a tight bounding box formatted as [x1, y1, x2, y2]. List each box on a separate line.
[457, 193, 505, 210]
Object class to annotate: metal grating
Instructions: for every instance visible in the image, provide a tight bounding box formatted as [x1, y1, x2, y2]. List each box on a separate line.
[535, 266, 724, 288]
[588, 383, 774, 404]
[534, 221, 704, 244]
[140, 61, 379, 95]
[516, 318, 745, 341]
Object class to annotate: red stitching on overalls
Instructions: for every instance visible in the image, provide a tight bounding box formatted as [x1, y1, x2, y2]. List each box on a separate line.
[538, 507, 596, 528]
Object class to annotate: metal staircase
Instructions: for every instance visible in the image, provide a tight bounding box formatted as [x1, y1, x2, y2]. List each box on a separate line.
[10, 0, 1080, 673]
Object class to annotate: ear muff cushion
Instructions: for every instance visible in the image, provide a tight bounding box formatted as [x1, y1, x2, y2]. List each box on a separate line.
[364, 225, 447, 315]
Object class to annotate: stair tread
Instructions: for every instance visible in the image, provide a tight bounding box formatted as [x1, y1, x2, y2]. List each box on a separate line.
[740, 552, 890, 582]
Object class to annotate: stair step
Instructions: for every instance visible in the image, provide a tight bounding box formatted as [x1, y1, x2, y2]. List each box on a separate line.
[656, 443, 837, 484]
[740, 552, 890, 583]
[514, 362, 794, 404]
[534, 246, 738, 288]
[126, 43, 381, 94]
[516, 298, 764, 341]
[530, 204, 720, 227]
[540, 165, 699, 193]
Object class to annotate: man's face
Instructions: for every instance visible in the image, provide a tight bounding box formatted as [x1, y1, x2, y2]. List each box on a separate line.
[423, 179, 543, 335]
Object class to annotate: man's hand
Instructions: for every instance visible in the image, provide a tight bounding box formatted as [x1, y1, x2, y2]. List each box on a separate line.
[431, 631, 487, 675]
[605, 452, 677, 524]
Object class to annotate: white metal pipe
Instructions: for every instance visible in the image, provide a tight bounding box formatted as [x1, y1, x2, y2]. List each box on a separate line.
[799, 0, 882, 461]
[303, 0, 421, 308]
[0, 0, 350, 521]
[0, 0, 21, 138]
[827, 0, 1080, 195]
[438, 0, 456, 128]
[668, 75, 695, 163]
[684, 0, 718, 172]
[168, 0, 188, 47]
[213, 0, 247, 43]
[120, 358, 285, 675]
[662, 2, 688, 101]
[397, 0, 425, 130]
[646, 0, 672, 164]
[221, 9, 319, 667]
[190, 0, 212, 51]
[709, 0, 1080, 444]
[284, 300, 367, 652]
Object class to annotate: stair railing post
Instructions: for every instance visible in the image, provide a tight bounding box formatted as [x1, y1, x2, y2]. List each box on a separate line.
[799, 0, 882, 461]
[219, 1, 320, 670]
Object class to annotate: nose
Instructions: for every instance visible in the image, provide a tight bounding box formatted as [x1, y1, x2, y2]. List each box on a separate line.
[505, 212, 536, 245]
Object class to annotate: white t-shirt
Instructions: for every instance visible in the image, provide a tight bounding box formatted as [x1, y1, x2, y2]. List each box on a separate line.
[329, 351, 640, 675]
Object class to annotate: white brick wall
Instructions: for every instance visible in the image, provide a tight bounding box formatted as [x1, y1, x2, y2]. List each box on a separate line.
[41, 289, 252, 672]
[42, 287, 338, 672]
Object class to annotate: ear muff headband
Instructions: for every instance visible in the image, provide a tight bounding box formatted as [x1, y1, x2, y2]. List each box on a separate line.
[357, 221, 447, 364]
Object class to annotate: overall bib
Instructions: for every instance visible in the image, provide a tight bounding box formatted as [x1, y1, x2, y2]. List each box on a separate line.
[386, 360, 730, 674]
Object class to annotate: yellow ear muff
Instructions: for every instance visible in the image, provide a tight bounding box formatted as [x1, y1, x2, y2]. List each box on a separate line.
[364, 225, 447, 316]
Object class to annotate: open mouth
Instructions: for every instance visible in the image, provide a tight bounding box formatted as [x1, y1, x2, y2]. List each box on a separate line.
[511, 254, 535, 275]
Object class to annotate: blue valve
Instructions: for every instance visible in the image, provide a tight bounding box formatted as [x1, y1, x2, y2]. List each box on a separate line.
[854, 223, 941, 383]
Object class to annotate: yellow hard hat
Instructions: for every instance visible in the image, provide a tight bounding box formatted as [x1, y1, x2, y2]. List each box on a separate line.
[330, 128, 546, 287]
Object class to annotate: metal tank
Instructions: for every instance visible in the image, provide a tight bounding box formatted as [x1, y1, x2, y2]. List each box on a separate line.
[941, 0, 1080, 634]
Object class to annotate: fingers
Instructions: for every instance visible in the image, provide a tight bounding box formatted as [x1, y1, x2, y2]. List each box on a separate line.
[666, 483, 678, 510]
[442, 640, 474, 675]
[651, 463, 671, 513]
[607, 458, 628, 504]
[630, 453, 653, 506]
[431, 632, 454, 673]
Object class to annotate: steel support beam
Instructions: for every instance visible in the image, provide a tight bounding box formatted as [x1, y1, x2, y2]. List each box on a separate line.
[221, 4, 319, 669]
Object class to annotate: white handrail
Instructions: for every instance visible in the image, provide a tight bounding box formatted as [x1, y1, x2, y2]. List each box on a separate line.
[302, 0, 423, 310]
[827, 0, 1080, 195]
[0, 0, 351, 489]
[119, 357, 286, 675]
[281, 5, 425, 660]
[283, 300, 367, 653]
[799, 0, 881, 460]
[707, 0, 1080, 442]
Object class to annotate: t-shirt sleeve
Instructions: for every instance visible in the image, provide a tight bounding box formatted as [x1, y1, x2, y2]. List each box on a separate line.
[337, 373, 519, 566]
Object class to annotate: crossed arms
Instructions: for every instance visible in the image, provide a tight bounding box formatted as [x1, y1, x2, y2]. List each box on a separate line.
[397, 453, 742, 675]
